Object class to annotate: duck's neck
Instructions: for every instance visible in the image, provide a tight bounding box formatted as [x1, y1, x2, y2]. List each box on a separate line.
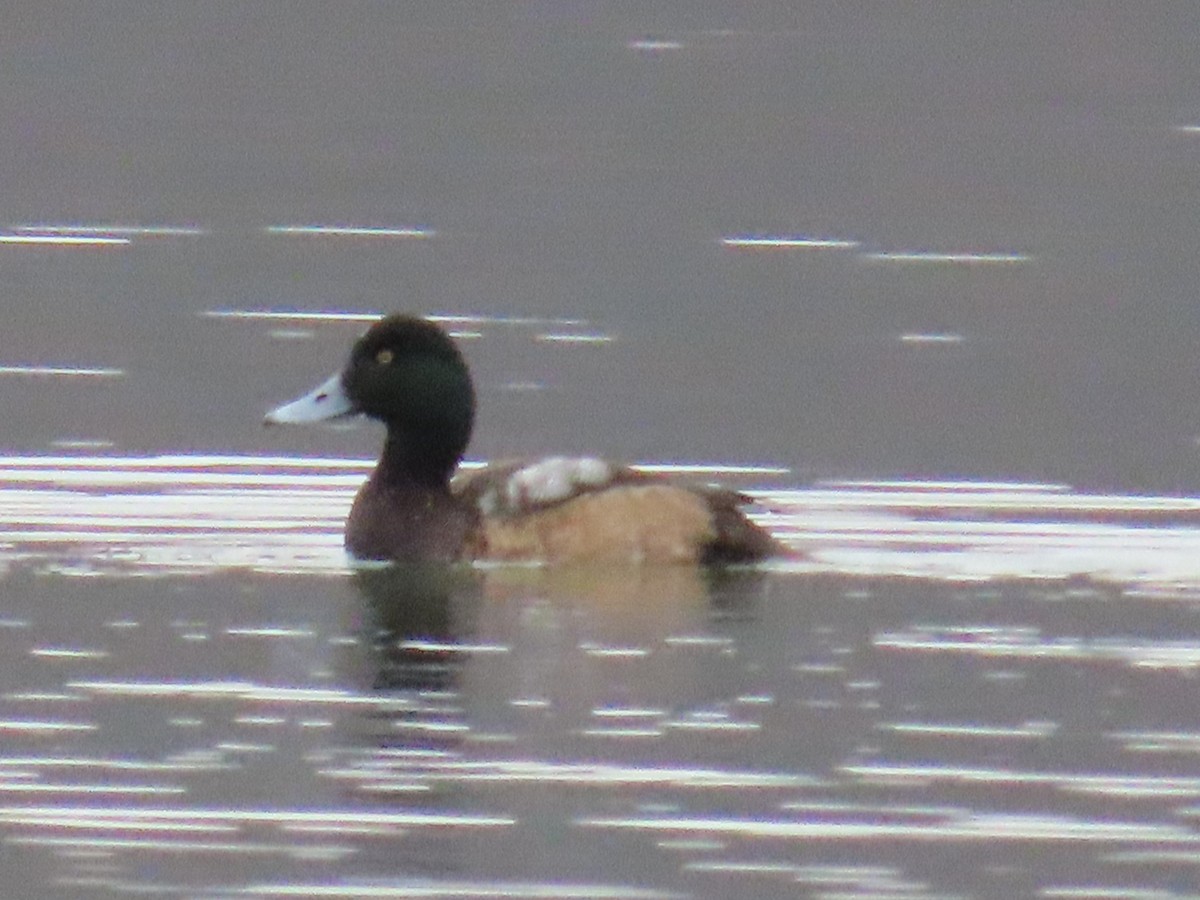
[375, 428, 459, 492]
[347, 428, 474, 562]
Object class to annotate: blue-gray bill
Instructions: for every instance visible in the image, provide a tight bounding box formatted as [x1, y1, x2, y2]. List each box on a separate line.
[264, 371, 355, 425]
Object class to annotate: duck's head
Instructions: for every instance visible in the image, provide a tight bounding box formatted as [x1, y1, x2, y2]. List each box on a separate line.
[266, 315, 476, 478]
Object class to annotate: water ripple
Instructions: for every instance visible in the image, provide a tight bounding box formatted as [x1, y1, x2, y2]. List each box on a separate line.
[2, 455, 1199, 582]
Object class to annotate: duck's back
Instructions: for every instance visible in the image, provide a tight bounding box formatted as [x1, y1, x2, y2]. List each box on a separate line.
[453, 457, 779, 564]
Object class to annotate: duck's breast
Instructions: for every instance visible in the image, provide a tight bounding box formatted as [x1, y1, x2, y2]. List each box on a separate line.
[346, 477, 477, 562]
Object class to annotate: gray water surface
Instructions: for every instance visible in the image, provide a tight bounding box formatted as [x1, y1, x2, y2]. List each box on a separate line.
[3, 462, 1200, 898]
[5, 5, 1200, 897]
[5, 561, 1200, 898]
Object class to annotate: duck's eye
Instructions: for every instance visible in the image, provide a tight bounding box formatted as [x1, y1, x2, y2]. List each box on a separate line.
[375, 349, 394, 366]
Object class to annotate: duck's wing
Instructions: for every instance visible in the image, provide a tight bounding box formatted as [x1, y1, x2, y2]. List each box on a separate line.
[452, 457, 779, 564]
[452, 456, 648, 516]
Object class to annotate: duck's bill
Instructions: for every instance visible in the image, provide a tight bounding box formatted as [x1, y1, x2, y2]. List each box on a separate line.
[264, 372, 356, 425]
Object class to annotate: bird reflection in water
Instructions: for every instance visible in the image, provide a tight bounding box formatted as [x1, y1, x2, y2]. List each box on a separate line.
[345, 563, 770, 737]
[352, 563, 485, 693]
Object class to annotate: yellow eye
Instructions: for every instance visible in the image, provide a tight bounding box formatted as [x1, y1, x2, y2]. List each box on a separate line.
[375, 349, 394, 365]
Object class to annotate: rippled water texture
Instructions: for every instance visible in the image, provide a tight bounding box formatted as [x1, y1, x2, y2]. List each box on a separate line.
[4, 462, 1200, 897]
[7, 4, 1200, 897]
[5, 455, 1200, 584]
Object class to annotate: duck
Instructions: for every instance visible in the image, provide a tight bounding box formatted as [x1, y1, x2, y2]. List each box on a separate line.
[265, 314, 781, 565]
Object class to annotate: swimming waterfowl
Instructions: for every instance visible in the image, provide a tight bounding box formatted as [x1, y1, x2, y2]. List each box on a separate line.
[265, 314, 780, 564]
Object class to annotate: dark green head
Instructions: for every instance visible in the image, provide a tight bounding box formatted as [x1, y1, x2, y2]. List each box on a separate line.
[345, 314, 475, 454]
[266, 314, 476, 481]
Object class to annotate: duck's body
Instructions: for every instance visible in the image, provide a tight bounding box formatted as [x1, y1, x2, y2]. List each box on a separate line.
[266, 315, 780, 565]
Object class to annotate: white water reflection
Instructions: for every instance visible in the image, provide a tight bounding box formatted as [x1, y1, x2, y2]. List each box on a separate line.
[0, 806, 515, 827]
[859, 251, 1032, 264]
[2, 454, 1199, 583]
[578, 811, 1200, 844]
[0, 233, 130, 246]
[0, 366, 124, 377]
[720, 235, 860, 249]
[874, 626, 1200, 669]
[263, 225, 435, 238]
[628, 37, 685, 52]
[533, 332, 614, 344]
[765, 479, 1200, 584]
[896, 332, 966, 345]
[841, 762, 1200, 799]
[0, 720, 97, 734]
[11, 224, 208, 237]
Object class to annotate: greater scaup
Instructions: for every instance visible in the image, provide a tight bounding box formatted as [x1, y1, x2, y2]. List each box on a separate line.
[265, 314, 781, 564]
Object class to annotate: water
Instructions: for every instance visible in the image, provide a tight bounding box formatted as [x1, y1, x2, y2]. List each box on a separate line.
[5, 4, 1200, 897]
[4, 462, 1200, 897]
